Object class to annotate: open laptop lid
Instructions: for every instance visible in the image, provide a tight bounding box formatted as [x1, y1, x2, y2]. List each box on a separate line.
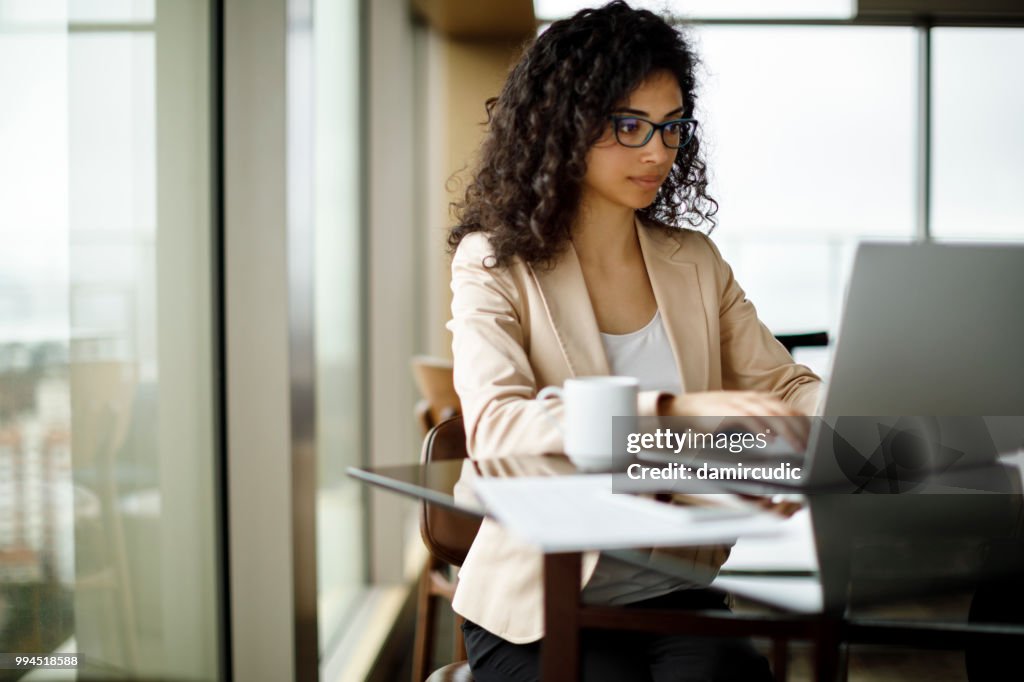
[802, 241, 1024, 488]
[821, 241, 1024, 417]
[632, 242, 1024, 492]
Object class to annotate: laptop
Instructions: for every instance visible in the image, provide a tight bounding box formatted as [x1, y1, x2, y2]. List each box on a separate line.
[636, 242, 1024, 616]
[637, 241, 1024, 492]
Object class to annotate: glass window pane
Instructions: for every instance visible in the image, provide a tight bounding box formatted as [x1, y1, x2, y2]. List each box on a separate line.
[314, 0, 365, 656]
[692, 26, 917, 336]
[69, 0, 154, 23]
[70, 34, 156, 235]
[534, 0, 854, 21]
[1, 3, 221, 678]
[932, 28, 1024, 241]
[0, 2, 74, 665]
[0, 25, 68, 347]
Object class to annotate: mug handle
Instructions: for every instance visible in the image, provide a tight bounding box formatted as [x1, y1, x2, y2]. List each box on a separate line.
[535, 386, 564, 435]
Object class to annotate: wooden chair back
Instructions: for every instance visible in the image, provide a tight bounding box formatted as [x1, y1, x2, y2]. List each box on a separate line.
[411, 356, 461, 434]
[419, 416, 480, 567]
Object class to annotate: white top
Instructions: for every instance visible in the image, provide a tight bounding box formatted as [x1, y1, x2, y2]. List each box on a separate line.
[583, 310, 693, 605]
[599, 310, 682, 395]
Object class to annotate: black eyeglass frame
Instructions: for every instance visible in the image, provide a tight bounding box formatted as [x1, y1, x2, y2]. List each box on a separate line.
[607, 115, 698, 149]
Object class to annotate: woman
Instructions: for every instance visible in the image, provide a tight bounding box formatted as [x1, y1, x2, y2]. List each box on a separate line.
[446, 2, 821, 679]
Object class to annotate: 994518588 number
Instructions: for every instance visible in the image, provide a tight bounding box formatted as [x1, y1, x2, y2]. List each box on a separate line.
[1, 654, 82, 669]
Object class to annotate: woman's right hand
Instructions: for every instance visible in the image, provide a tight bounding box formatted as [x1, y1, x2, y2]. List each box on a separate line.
[659, 391, 810, 451]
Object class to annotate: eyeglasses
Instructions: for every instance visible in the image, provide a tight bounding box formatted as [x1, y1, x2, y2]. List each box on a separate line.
[607, 115, 698, 149]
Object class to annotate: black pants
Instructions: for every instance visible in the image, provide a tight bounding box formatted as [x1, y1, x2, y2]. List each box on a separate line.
[461, 589, 774, 682]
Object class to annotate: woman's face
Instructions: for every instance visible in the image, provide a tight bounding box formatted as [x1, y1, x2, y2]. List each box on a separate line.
[581, 69, 683, 215]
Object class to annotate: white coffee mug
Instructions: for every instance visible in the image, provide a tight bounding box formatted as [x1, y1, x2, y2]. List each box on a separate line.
[537, 376, 638, 471]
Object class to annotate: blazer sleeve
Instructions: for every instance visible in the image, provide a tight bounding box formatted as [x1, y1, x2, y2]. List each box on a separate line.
[447, 233, 564, 460]
[700, 234, 823, 416]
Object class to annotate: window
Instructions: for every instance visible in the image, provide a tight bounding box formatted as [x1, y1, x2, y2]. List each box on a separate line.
[0, 3, 221, 677]
[692, 26, 917, 337]
[313, 0, 366, 655]
[932, 28, 1024, 242]
[534, 0, 855, 22]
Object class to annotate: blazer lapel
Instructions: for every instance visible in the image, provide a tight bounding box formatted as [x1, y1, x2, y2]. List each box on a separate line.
[637, 219, 710, 393]
[529, 244, 611, 378]
[529, 221, 711, 391]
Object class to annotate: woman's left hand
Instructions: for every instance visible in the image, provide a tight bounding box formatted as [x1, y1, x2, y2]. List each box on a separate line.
[737, 493, 804, 518]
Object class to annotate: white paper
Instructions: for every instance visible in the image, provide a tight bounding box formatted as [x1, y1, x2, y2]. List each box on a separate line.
[712, 575, 824, 614]
[471, 474, 784, 552]
[724, 508, 819, 573]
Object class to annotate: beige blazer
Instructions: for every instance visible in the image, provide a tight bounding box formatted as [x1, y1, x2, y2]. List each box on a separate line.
[446, 218, 821, 643]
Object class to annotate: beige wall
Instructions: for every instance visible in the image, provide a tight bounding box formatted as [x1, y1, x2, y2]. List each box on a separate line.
[421, 34, 527, 358]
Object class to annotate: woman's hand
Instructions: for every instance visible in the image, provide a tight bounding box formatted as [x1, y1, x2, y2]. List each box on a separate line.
[737, 493, 805, 518]
[659, 391, 810, 451]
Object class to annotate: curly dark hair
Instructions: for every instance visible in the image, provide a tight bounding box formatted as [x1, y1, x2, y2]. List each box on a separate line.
[448, 0, 717, 269]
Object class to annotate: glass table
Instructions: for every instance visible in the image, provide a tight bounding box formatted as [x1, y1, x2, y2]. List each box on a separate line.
[349, 455, 1024, 681]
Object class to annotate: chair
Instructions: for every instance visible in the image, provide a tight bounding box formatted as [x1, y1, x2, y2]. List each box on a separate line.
[774, 331, 829, 355]
[415, 416, 480, 681]
[410, 357, 477, 681]
[70, 361, 140, 669]
[412, 355, 461, 434]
